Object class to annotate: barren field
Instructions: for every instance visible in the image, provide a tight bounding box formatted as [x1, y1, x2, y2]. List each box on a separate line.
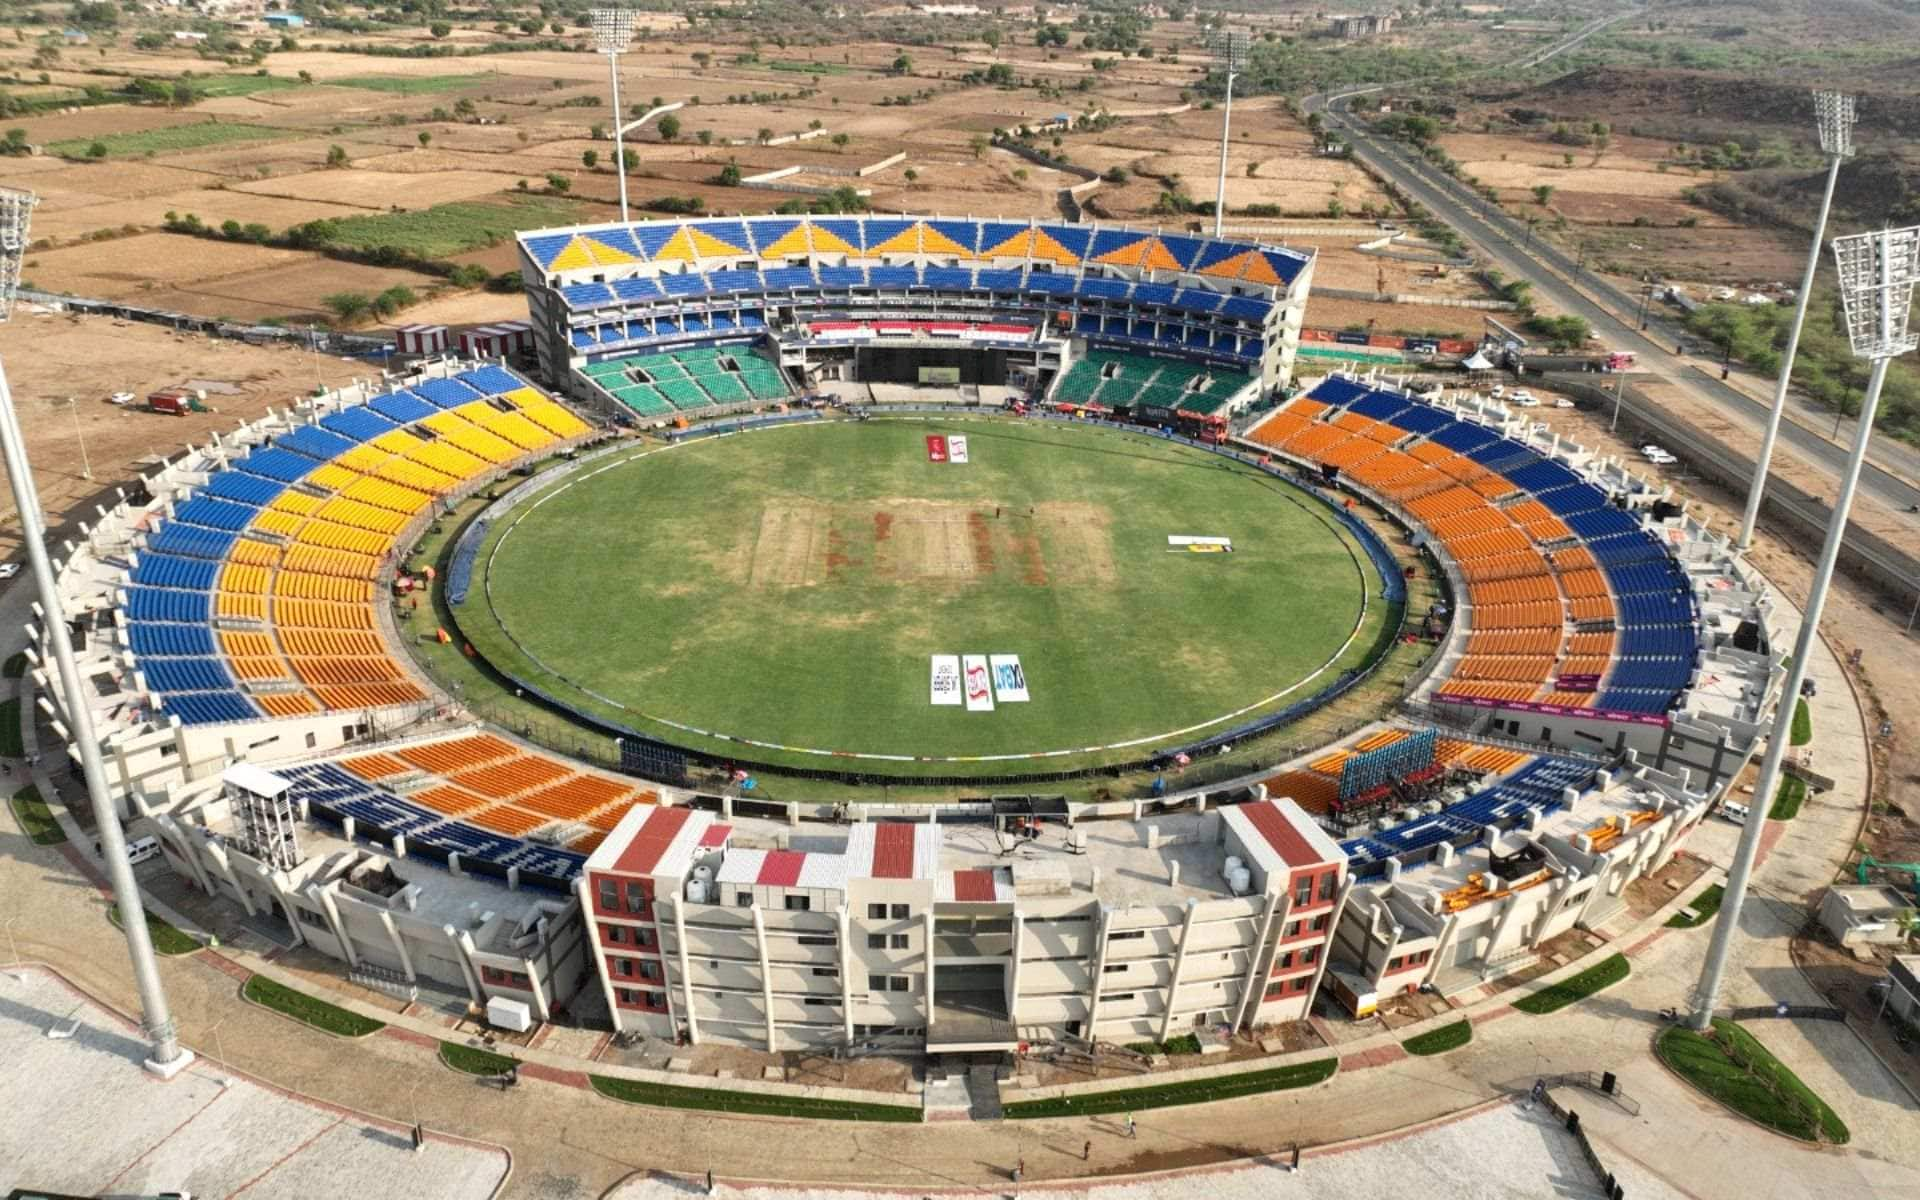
[0, 315, 365, 557]
[231, 167, 523, 209]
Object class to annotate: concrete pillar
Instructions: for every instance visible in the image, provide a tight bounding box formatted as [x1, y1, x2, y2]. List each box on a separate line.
[1304, 877, 1356, 1002]
[1158, 901, 1201, 1043]
[922, 906, 938, 1034]
[393, 833, 408, 860]
[447, 851, 463, 877]
[523, 956, 551, 1023]
[838, 904, 854, 1045]
[1084, 904, 1113, 1037]
[377, 909, 418, 982]
[574, 877, 625, 1036]
[1232, 889, 1285, 1032]
[310, 883, 358, 967]
[1006, 910, 1025, 1032]
[506, 865, 519, 892]
[451, 928, 485, 1005]
[751, 906, 775, 1052]
[341, 816, 357, 843]
[206, 842, 256, 917]
[1480, 893, 1528, 977]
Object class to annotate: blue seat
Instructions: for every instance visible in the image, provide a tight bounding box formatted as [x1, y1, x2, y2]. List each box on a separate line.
[124, 587, 209, 623]
[131, 553, 219, 590]
[278, 425, 358, 464]
[661, 274, 709, 297]
[415, 378, 481, 408]
[159, 691, 258, 725]
[1219, 295, 1271, 322]
[319, 406, 399, 443]
[172, 497, 255, 532]
[459, 366, 522, 396]
[127, 622, 216, 656]
[975, 269, 1025, 291]
[867, 266, 918, 289]
[368, 390, 437, 425]
[143, 656, 232, 692]
[237, 446, 319, 483]
[1307, 376, 1371, 409]
[147, 522, 238, 560]
[1171, 288, 1223, 314]
[613, 277, 663, 301]
[561, 281, 613, 308]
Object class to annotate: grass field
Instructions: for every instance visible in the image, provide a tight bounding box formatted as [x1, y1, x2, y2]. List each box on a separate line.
[470, 419, 1381, 771]
[1513, 954, 1629, 1015]
[1402, 1019, 1472, 1056]
[49, 122, 296, 160]
[1656, 1018, 1849, 1144]
[108, 903, 201, 956]
[315, 196, 581, 260]
[1770, 775, 1807, 821]
[243, 974, 385, 1037]
[333, 74, 500, 94]
[589, 1074, 920, 1121]
[1667, 883, 1724, 929]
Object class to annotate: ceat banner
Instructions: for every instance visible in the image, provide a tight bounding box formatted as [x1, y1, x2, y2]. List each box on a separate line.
[926, 435, 948, 463]
[948, 435, 970, 464]
[988, 654, 1030, 702]
[930, 655, 963, 706]
[962, 655, 995, 711]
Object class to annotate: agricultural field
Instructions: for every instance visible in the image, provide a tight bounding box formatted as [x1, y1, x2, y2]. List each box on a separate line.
[466, 418, 1388, 774]
[46, 121, 300, 160]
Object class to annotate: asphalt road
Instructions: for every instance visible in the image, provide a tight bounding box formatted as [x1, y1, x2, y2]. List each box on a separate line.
[1302, 20, 1920, 522]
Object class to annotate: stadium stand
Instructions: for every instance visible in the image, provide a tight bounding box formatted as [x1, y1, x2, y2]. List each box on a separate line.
[1049, 348, 1255, 414]
[581, 346, 794, 420]
[1245, 375, 1697, 719]
[123, 366, 590, 726]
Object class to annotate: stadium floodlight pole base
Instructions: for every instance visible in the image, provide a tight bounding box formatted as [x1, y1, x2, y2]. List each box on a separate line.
[144, 1046, 196, 1080]
[0, 354, 188, 1073]
[1688, 354, 1889, 1031]
[1735, 152, 1841, 551]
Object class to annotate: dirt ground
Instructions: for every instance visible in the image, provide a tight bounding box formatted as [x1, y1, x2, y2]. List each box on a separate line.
[0, 314, 365, 558]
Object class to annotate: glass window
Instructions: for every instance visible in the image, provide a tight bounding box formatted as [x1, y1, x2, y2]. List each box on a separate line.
[867, 934, 887, 949]
[640, 960, 661, 981]
[644, 990, 665, 1010]
[625, 885, 647, 915]
[608, 926, 628, 944]
[615, 958, 634, 978]
[786, 894, 811, 912]
[1294, 876, 1313, 906]
[637, 928, 655, 948]
[1312, 913, 1330, 932]
[888, 976, 910, 992]
[1302, 944, 1319, 965]
[1318, 871, 1338, 902]
[890, 904, 910, 920]
[868, 974, 887, 992]
[736, 892, 752, 907]
[889, 934, 909, 949]
[598, 879, 618, 910]
[868, 904, 888, 919]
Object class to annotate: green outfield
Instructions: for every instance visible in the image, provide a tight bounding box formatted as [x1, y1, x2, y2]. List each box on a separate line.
[466, 417, 1388, 774]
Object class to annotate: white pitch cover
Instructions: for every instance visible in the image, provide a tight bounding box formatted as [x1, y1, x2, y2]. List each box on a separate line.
[962, 655, 995, 711]
[948, 435, 970, 464]
[1167, 535, 1232, 547]
[988, 654, 1030, 702]
[930, 655, 963, 706]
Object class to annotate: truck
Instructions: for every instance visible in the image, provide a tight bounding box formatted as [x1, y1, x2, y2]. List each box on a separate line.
[1515, 350, 1635, 375]
[146, 388, 208, 416]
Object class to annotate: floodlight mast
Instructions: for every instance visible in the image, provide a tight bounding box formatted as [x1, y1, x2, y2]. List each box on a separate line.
[1735, 91, 1856, 550]
[1691, 225, 1920, 1032]
[1209, 30, 1249, 239]
[592, 8, 639, 226]
[0, 187, 190, 1076]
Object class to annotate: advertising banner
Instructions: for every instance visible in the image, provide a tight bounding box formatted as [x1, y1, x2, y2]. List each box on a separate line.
[988, 654, 1030, 703]
[962, 655, 995, 712]
[948, 435, 970, 464]
[926, 435, 948, 463]
[1167, 536, 1232, 547]
[930, 655, 962, 706]
[918, 366, 962, 384]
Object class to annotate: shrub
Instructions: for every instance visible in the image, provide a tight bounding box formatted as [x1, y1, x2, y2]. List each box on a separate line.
[244, 975, 384, 1036]
[1403, 1020, 1472, 1056]
[1514, 954, 1628, 1014]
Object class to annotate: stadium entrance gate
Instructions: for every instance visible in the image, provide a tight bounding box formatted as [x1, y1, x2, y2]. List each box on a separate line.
[855, 345, 1010, 386]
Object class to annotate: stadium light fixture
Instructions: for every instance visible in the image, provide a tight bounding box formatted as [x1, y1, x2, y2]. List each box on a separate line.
[1208, 29, 1250, 239]
[1734, 91, 1857, 550]
[592, 7, 639, 225]
[1691, 224, 1920, 1033]
[0, 187, 191, 1076]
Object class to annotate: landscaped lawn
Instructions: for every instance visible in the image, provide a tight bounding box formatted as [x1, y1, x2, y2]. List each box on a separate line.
[589, 1075, 920, 1121]
[9, 785, 63, 845]
[1513, 954, 1629, 1015]
[243, 974, 385, 1037]
[1667, 884, 1725, 928]
[1003, 1058, 1338, 1118]
[0, 697, 22, 757]
[1770, 775, 1807, 821]
[1125, 1034, 1201, 1057]
[1656, 1018, 1849, 1144]
[1790, 698, 1812, 746]
[108, 903, 201, 955]
[440, 1040, 517, 1076]
[1402, 1019, 1472, 1056]
[48, 122, 296, 159]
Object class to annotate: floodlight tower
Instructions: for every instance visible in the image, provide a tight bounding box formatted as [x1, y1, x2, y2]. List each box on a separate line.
[1208, 28, 1250, 238]
[1735, 91, 1857, 551]
[592, 7, 639, 226]
[1690, 224, 1920, 1032]
[0, 187, 191, 1077]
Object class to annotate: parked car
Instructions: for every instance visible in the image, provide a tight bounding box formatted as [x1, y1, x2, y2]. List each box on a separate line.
[108, 391, 135, 407]
[1488, 384, 1506, 399]
[1719, 800, 1750, 826]
[0, 563, 17, 581]
[1553, 397, 1577, 409]
[1510, 389, 1538, 407]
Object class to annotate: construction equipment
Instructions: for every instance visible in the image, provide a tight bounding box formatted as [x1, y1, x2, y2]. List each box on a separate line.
[1856, 856, 1920, 899]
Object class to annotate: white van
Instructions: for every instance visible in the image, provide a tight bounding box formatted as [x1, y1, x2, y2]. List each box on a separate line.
[95, 834, 162, 866]
[1718, 801, 1750, 826]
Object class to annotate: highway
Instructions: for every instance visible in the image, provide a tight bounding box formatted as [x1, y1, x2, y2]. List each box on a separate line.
[1302, 14, 1920, 526]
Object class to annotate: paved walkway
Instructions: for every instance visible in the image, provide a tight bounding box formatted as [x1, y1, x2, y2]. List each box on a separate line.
[0, 539, 1912, 1198]
[0, 966, 510, 1200]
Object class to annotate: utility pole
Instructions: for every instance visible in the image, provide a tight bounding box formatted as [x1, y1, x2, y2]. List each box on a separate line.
[62, 397, 91, 481]
[1691, 225, 1920, 1031]
[0, 186, 191, 1077]
[1737, 91, 1855, 551]
[592, 8, 638, 226]
[1208, 29, 1249, 239]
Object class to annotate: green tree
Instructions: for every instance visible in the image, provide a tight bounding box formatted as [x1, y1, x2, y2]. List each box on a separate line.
[657, 113, 681, 141]
[430, 21, 451, 38]
[86, 140, 107, 159]
[582, 148, 598, 168]
[891, 53, 912, 74]
[696, 129, 712, 145]
[545, 171, 570, 193]
[1532, 184, 1554, 206]
[417, 130, 432, 148]
[323, 292, 371, 322]
[692, 51, 711, 69]
[371, 285, 416, 316]
[715, 162, 742, 186]
[325, 143, 348, 167]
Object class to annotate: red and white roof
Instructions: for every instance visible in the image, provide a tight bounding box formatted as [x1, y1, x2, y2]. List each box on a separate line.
[715, 848, 849, 891]
[845, 822, 941, 881]
[586, 805, 713, 882]
[1221, 797, 1346, 879]
[937, 867, 1014, 904]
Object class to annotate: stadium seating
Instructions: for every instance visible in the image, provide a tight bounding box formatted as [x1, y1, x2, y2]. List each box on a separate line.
[1339, 751, 1596, 876]
[581, 346, 795, 419]
[1245, 376, 1697, 717]
[123, 366, 590, 725]
[1049, 349, 1254, 413]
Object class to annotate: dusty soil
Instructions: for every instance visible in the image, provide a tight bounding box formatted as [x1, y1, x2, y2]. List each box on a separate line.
[0, 314, 364, 558]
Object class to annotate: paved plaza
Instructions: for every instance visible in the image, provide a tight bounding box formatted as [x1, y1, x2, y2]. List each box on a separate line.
[0, 968, 510, 1200]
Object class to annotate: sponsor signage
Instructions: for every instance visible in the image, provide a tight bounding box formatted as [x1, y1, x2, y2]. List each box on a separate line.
[1168, 535, 1233, 554]
[918, 365, 962, 384]
[962, 655, 995, 712]
[930, 655, 963, 706]
[926, 435, 948, 463]
[988, 654, 1030, 703]
[948, 435, 970, 464]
